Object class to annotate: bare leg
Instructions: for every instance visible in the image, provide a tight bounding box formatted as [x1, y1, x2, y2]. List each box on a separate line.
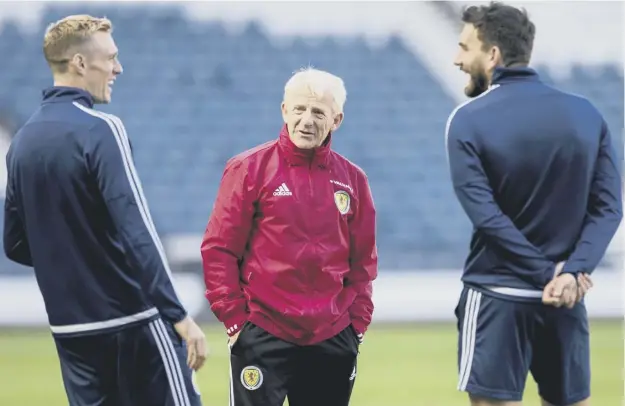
[541, 398, 590, 406]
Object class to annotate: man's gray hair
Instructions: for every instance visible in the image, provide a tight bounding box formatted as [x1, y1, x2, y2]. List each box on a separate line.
[284, 67, 347, 114]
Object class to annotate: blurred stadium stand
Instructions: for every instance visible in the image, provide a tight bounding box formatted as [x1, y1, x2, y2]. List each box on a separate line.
[0, 2, 621, 279]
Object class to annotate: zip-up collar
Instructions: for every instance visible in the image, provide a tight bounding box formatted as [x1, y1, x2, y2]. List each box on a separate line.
[42, 86, 95, 108]
[278, 124, 332, 168]
[491, 66, 541, 86]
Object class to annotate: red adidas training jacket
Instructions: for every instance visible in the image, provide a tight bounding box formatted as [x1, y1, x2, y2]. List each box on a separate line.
[201, 125, 377, 345]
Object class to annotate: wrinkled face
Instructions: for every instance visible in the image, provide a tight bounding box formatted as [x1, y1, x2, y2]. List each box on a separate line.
[454, 24, 497, 98]
[75, 31, 123, 104]
[281, 90, 343, 149]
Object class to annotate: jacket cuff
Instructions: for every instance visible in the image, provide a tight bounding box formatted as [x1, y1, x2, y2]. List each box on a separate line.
[161, 308, 188, 325]
[560, 262, 581, 276]
[351, 319, 368, 338]
[224, 312, 248, 337]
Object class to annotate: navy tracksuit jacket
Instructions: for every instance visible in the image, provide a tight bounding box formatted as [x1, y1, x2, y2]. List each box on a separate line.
[446, 67, 623, 301]
[4, 87, 187, 335]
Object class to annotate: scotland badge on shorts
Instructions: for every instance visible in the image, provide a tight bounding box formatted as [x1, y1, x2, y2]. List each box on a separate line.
[241, 366, 263, 390]
[334, 190, 350, 215]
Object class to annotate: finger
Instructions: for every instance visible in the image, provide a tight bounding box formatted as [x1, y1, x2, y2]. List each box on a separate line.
[555, 296, 567, 308]
[578, 274, 589, 286]
[564, 290, 577, 308]
[542, 292, 557, 303]
[196, 355, 206, 370]
[551, 299, 562, 308]
[542, 281, 556, 299]
[542, 294, 561, 306]
[556, 287, 575, 307]
[192, 341, 201, 370]
[567, 285, 579, 306]
[190, 342, 201, 370]
[578, 278, 588, 290]
[545, 300, 561, 307]
[542, 286, 559, 304]
[186, 340, 193, 368]
[556, 277, 573, 296]
[548, 284, 559, 297]
[578, 277, 593, 302]
[554, 276, 577, 298]
[187, 340, 197, 369]
[542, 291, 555, 304]
[195, 340, 207, 370]
[543, 283, 565, 305]
[569, 293, 578, 308]
[582, 273, 593, 286]
[551, 282, 565, 298]
[579, 273, 594, 288]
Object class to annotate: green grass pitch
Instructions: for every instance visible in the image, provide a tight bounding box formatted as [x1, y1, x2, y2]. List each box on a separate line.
[0, 321, 621, 405]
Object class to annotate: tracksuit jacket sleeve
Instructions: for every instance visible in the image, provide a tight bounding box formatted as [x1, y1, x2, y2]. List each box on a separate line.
[3, 168, 32, 266]
[88, 119, 187, 324]
[347, 172, 378, 337]
[446, 109, 555, 287]
[562, 121, 623, 275]
[201, 158, 253, 337]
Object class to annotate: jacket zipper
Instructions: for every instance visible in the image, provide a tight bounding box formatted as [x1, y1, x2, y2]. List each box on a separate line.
[308, 162, 314, 198]
[308, 162, 317, 296]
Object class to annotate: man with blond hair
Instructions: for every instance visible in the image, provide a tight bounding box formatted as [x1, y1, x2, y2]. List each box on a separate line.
[4, 15, 205, 406]
[201, 67, 378, 406]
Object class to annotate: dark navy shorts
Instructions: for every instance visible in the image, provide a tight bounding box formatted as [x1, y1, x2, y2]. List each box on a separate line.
[54, 318, 202, 406]
[455, 286, 590, 405]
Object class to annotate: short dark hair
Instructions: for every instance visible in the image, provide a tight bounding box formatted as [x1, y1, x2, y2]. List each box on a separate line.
[462, 2, 535, 66]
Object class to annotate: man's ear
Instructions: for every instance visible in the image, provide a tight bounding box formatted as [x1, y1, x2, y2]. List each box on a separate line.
[332, 112, 344, 132]
[69, 53, 87, 76]
[487, 45, 503, 70]
[281, 102, 288, 122]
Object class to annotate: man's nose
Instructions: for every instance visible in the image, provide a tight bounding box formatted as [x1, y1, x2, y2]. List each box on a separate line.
[453, 53, 463, 68]
[301, 111, 314, 126]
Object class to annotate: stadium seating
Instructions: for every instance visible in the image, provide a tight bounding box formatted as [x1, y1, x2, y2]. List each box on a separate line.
[0, 5, 622, 272]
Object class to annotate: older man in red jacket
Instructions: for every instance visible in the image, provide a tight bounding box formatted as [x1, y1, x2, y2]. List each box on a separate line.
[201, 67, 377, 406]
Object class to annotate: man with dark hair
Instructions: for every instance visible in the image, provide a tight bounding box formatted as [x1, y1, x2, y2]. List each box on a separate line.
[446, 2, 622, 406]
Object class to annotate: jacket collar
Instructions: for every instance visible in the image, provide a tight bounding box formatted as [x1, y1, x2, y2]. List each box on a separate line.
[278, 124, 332, 168]
[42, 86, 95, 108]
[491, 66, 541, 85]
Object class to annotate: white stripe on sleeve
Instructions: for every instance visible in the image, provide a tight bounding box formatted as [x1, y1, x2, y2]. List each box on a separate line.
[73, 102, 182, 302]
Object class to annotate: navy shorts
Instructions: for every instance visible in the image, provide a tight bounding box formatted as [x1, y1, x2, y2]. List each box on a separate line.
[455, 286, 590, 405]
[54, 318, 202, 406]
